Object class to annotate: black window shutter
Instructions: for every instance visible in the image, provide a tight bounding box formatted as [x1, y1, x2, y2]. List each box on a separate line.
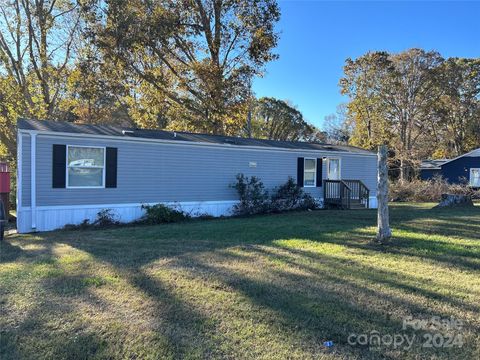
[297, 157, 304, 187]
[105, 147, 117, 188]
[52, 144, 66, 188]
[316, 158, 323, 187]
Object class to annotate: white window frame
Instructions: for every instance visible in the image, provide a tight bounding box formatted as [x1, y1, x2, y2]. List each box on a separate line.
[66, 145, 106, 189]
[303, 158, 317, 187]
[327, 158, 341, 180]
[470, 168, 480, 187]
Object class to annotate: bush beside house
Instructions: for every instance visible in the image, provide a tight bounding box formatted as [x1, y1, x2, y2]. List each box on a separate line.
[231, 174, 318, 216]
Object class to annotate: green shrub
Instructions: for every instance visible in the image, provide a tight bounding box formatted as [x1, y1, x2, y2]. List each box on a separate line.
[63, 209, 119, 230]
[93, 209, 119, 227]
[231, 174, 318, 216]
[231, 174, 270, 215]
[193, 213, 216, 220]
[271, 177, 318, 211]
[63, 219, 91, 231]
[141, 203, 190, 224]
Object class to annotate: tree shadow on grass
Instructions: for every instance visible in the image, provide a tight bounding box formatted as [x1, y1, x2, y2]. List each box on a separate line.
[0, 273, 110, 360]
[46, 209, 378, 269]
[372, 236, 480, 271]
[167, 250, 475, 359]
[330, 223, 480, 272]
[3, 204, 479, 358]
[166, 254, 394, 358]
[251, 245, 480, 319]
[1, 323, 109, 360]
[1, 242, 224, 359]
[6, 204, 457, 269]
[122, 269, 228, 358]
[0, 241, 25, 263]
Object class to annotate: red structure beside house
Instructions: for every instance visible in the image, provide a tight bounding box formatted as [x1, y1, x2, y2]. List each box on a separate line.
[0, 163, 10, 216]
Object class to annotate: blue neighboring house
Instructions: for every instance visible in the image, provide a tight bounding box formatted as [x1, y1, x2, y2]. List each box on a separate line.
[420, 148, 480, 187]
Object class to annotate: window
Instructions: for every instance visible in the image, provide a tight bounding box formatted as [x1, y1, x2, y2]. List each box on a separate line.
[304, 158, 316, 187]
[470, 168, 480, 187]
[67, 146, 105, 188]
[327, 158, 340, 180]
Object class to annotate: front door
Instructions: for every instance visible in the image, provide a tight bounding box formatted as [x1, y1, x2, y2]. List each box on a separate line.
[327, 158, 341, 180]
[470, 168, 480, 187]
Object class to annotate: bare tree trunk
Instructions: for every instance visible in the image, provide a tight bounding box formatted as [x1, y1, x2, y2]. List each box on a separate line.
[246, 109, 252, 138]
[399, 158, 406, 183]
[376, 145, 392, 243]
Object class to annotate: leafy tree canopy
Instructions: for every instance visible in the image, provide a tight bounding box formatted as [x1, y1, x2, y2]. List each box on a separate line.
[339, 49, 480, 180]
[85, 0, 281, 134]
[251, 97, 325, 142]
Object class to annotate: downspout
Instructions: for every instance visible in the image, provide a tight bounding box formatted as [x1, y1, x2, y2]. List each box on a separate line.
[31, 133, 37, 229]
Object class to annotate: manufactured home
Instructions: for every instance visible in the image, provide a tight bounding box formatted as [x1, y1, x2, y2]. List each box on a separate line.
[420, 148, 480, 187]
[16, 119, 378, 233]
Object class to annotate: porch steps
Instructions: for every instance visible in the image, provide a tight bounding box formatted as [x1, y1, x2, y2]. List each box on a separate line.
[349, 200, 367, 210]
[323, 179, 370, 210]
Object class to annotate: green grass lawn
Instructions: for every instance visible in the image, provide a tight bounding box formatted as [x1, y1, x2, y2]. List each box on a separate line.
[1, 203, 479, 359]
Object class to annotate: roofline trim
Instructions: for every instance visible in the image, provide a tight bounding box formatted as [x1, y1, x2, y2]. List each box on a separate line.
[18, 129, 377, 157]
[438, 148, 480, 166]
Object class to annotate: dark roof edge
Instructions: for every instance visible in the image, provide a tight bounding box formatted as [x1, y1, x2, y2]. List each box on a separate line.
[17, 118, 376, 155]
[439, 148, 480, 166]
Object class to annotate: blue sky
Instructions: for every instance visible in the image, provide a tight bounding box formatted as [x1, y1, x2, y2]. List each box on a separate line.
[252, 0, 480, 130]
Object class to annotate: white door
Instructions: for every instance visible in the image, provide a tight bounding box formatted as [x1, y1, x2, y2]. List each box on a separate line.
[470, 168, 480, 187]
[327, 158, 341, 180]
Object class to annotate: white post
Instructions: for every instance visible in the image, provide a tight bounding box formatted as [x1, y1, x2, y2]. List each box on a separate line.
[17, 132, 22, 215]
[376, 145, 391, 243]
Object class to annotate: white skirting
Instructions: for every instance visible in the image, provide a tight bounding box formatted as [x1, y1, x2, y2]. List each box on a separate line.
[17, 196, 378, 233]
[369, 196, 378, 209]
[16, 200, 239, 233]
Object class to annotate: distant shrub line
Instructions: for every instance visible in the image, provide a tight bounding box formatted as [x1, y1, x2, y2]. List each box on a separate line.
[389, 176, 479, 202]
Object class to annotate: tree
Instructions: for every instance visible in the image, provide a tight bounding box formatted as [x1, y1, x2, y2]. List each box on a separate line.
[0, 0, 82, 157]
[341, 49, 444, 181]
[62, 45, 132, 126]
[376, 145, 391, 244]
[86, 0, 280, 134]
[251, 97, 325, 142]
[340, 52, 392, 149]
[433, 58, 480, 157]
[323, 104, 353, 144]
[382, 49, 444, 180]
[341, 49, 480, 174]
